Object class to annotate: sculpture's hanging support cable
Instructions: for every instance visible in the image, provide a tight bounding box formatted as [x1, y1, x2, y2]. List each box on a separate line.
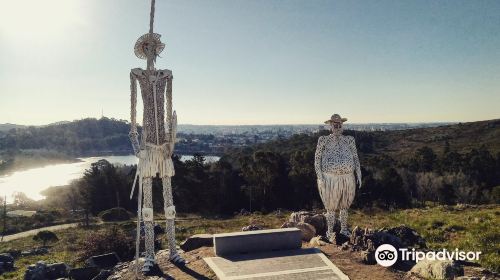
[149, 0, 155, 34]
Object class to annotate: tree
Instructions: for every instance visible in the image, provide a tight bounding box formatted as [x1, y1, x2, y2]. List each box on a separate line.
[33, 230, 58, 247]
[409, 146, 437, 172]
[378, 167, 410, 208]
[12, 192, 34, 208]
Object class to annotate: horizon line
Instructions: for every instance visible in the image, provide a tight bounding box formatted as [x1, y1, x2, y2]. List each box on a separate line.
[3, 117, 500, 127]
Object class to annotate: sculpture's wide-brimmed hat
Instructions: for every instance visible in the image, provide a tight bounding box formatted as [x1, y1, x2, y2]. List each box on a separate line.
[324, 114, 347, 124]
[134, 33, 165, 59]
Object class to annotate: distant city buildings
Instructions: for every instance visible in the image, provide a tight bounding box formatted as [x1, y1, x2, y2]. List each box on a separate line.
[174, 123, 455, 155]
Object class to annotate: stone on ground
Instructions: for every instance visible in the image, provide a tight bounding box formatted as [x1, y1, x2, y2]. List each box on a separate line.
[180, 233, 213, 252]
[295, 222, 316, 241]
[409, 259, 464, 280]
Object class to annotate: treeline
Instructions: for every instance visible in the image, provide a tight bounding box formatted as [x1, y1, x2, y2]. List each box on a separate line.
[44, 130, 500, 216]
[0, 117, 223, 156]
[0, 118, 132, 155]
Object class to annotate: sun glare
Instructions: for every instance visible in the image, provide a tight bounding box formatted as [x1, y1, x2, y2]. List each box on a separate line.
[0, 0, 86, 44]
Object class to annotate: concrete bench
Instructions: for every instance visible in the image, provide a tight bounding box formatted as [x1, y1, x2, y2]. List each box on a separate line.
[213, 228, 302, 256]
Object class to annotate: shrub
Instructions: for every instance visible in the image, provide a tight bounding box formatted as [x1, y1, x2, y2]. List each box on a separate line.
[98, 207, 132, 222]
[33, 230, 59, 247]
[78, 226, 134, 261]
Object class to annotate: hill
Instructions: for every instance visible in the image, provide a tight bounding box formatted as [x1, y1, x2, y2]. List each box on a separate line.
[0, 123, 26, 132]
[373, 119, 500, 160]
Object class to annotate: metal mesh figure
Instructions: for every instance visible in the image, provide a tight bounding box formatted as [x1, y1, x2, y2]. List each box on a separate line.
[315, 114, 361, 240]
[128, 0, 185, 274]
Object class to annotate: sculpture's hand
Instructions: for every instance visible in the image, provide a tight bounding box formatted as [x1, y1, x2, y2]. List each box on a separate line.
[137, 149, 146, 160]
[129, 131, 141, 157]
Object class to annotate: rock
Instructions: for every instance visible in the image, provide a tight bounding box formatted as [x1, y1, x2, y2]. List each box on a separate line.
[295, 222, 316, 241]
[409, 260, 464, 280]
[360, 250, 376, 265]
[0, 253, 14, 271]
[387, 225, 426, 248]
[281, 221, 296, 228]
[331, 232, 349, 245]
[180, 234, 213, 252]
[86, 252, 121, 269]
[154, 223, 165, 235]
[309, 236, 327, 247]
[455, 277, 481, 280]
[370, 230, 403, 249]
[92, 269, 112, 280]
[304, 214, 327, 235]
[69, 267, 101, 280]
[20, 247, 49, 257]
[289, 211, 327, 234]
[24, 261, 47, 280]
[45, 263, 70, 279]
[242, 224, 263, 231]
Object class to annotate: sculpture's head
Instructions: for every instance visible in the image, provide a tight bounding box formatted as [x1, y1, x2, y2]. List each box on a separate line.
[324, 114, 347, 136]
[134, 33, 165, 66]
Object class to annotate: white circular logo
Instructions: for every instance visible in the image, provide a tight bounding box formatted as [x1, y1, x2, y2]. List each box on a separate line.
[375, 244, 398, 267]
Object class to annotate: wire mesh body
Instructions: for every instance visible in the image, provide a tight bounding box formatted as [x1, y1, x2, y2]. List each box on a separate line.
[315, 133, 361, 236]
[129, 67, 180, 272]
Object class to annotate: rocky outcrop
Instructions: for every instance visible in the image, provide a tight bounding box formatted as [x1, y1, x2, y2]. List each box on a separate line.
[288, 211, 327, 235]
[24, 261, 70, 280]
[242, 224, 263, 231]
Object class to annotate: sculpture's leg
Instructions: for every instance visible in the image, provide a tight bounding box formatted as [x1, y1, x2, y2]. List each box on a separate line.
[339, 209, 350, 237]
[142, 177, 156, 272]
[162, 176, 186, 265]
[325, 211, 336, 242]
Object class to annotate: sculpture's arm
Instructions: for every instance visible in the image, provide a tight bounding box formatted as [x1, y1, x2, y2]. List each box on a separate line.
[350, 136, 362, 188]
[314, 136, 326, 181]
[129, 71, 140, 157]
[165, 74, 177, 155]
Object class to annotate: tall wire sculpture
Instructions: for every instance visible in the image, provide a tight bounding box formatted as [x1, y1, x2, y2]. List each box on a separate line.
[129, 0, 185, 274]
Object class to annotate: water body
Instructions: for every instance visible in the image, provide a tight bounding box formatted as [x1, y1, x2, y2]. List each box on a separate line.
[0, 155, 219, 202]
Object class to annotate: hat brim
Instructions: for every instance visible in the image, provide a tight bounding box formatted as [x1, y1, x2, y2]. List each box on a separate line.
[324, 118, 347, 124]
[134, 33, 165, 60]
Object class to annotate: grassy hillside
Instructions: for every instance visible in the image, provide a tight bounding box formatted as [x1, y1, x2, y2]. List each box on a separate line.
[373, 119, 500, 159]
[0, 206, 498, 279]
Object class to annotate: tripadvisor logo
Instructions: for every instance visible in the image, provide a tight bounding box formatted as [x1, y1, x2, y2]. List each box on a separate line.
[375, 244, 482, 267]
[375, 244, 398, 267]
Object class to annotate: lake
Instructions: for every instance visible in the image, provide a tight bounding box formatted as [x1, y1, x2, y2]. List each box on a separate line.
[0, 154, 219, 203]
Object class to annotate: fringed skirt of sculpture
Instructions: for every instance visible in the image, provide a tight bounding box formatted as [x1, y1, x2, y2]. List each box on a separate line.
[138, 143, 175, 178]
[318, 173, 356, 211]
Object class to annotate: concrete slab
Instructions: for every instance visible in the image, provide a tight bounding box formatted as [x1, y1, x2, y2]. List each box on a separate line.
[213, 228, 302, 256]
[204, 248, 350, 280]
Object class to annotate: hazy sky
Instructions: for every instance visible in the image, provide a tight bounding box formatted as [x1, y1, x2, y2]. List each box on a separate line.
[0, 0, 499, 125]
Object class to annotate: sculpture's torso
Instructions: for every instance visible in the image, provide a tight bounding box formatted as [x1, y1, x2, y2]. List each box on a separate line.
[320, 135, 355, 175]
[132, 68, 172, 145]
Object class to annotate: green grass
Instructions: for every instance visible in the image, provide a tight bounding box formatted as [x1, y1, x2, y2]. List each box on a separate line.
[349, 205, 500, 272]
[0, 206, 498, 279]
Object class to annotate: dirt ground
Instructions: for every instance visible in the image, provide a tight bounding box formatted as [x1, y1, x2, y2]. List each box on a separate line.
[111, 242, 497, 280]
[112, 243, 406, 280]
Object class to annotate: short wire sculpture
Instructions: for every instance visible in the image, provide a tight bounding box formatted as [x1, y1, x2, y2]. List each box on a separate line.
[314, 114, 362, 240]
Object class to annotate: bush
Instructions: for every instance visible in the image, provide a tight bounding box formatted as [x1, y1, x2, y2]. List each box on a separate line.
[98, 207, 132, 222]
[78, 226, 134, 261]
[33, 230, 59, 247]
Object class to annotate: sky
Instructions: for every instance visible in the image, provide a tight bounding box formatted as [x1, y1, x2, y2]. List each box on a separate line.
[0, 0, 499, 125]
